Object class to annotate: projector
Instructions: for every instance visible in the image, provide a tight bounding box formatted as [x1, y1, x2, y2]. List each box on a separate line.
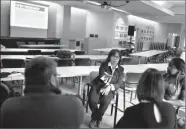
[101, 2, 111, 9]
[100, 1, 130, 9]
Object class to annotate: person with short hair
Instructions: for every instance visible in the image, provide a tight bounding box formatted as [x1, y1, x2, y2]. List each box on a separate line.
[0, 56, 84, 128]
[115, 68, 176, 128]
[88, 49, 124, 128]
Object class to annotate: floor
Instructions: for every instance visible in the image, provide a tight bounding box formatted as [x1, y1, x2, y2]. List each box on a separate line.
[59, 77, 139, 128]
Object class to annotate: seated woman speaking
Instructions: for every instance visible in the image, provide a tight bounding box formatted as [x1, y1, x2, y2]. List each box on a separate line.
[88, 49, 124, 128]
[163, 58, 185, 107]
[163, 58, 185, 128]
[115, 68, 176, 129]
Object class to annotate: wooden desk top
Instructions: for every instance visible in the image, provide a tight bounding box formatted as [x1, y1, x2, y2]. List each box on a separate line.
[130, 50, 167, 58]
[20, 44, 66, 48]
[1, 63, 168, 81]
[94, 47, 127, 53]
[75, 55, 129, 60]
[0, 55, 58, 60]
[1, 48, 82, 53]
[1, 55, 129, 61]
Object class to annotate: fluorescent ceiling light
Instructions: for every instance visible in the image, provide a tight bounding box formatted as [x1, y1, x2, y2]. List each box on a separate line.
[32, 1, 53, 6]
[171, 1, 185, 2]
[111, 7, 131, 14]
[152, 1, 166, 6]
[85, 1, 101, 6]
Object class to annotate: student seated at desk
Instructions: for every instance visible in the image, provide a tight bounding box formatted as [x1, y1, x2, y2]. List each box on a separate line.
[0, 56, 84, 128]
[163, 58, 185, 128]
[163, 58, 185, 106]
[115, 68, 176, 129]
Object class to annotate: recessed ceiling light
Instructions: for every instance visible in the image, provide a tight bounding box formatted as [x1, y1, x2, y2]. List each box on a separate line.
[152, 1, 166, 6]
[85, 1, 101, 6]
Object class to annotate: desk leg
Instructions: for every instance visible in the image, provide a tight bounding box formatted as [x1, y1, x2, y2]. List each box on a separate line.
[100, 52, 104, 55]
[78, 76, 82, 95]
[22, 80, 25, 96]
[138, 57, 141, 64]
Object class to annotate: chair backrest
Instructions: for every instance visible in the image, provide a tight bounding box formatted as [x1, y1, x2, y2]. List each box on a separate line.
[180, 52, 185, 61]
[0, 82, 11, 108]
[27, 50, 41, 55]
[75, 58, 91, 66]
[38, 42, 45, 45]
[75, 51, 85, 55]
[89, 71, 99, 82]
[2, 59, 25, 68]
[125, 72, 142, 87]
[57, 59, 73, 66]
[120, 50, 129, 56]
[177, 107, 185, 118]
[16, 41, 25, 48]
[55, 50, 72, 59]
[175, 47, 183, 57]
[28, 42, 36, 45]
[142, 41, 150, 51]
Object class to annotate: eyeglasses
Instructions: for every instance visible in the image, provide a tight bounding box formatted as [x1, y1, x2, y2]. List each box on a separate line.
[111, 56, 120, 59]
[167, 65, 177, 70]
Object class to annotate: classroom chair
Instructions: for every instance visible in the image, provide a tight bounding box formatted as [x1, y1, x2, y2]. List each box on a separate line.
[123, 72, 142, 108]
[1, 59, 25, 68]
[75, 58, 91, 66]
[74, 51, 85, 55]
[27, 50, 41, 55]
[57, 59, 73, 67]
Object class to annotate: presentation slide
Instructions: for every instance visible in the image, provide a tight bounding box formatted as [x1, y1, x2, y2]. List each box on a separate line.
[10, 1, 48, 29]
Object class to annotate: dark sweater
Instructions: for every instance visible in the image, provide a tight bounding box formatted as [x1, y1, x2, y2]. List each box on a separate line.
[0, 91, 84, 128]
[115, 102, 176, 129]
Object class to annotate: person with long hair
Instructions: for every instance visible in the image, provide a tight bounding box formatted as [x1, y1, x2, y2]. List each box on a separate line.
[163, 58, 185, 107]
[163, 58, 185, 129]
[88, 49, 124, 128]
[115, 68, 176, 128]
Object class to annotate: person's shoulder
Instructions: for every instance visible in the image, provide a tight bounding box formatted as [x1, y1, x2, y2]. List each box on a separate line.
[1, 97, 22, 111]
[101, 61, 108, 67]
[158, 102, 175, 112]
[125, 103, 142, 113]
[57, 94, 83, 107]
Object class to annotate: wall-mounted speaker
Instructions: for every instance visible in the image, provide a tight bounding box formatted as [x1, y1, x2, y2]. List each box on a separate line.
[128, 26, 135, 36]
[76, 41, 80, 46]
[89, 34, 94, 37]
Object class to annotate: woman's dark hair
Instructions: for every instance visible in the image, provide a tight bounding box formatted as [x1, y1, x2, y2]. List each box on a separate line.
[169, 58, 185, 73]
[106, 49, 122, 65]
[136, 68, 165, 102]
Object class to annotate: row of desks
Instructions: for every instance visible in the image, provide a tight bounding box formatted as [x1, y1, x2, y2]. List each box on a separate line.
[0, 48, 82, 55]
[1, 48, 169, 66]
[1, 63, 168, 95]
[1, 48, 167, 58]
[0, 47, 128, 55]
[0, 55, 129, 61]
[19, 44, 67, 49]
